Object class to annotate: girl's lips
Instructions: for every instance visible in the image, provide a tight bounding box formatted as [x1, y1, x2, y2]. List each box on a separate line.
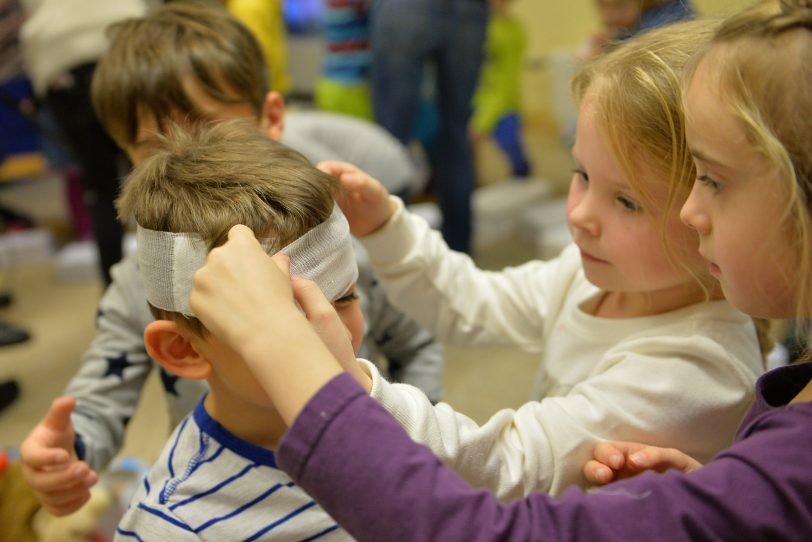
[580, 249, 606, 264]
[698, 250, 719, 275]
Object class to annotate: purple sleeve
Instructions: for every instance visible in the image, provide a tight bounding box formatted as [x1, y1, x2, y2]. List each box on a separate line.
[278, 374, 812, 542]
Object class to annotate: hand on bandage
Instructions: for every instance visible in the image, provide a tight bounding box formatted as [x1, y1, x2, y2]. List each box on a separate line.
[318, 161, 397, 237]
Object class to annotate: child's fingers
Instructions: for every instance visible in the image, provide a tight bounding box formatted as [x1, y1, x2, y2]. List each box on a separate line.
[292, 277, 337, 321]
[583, 460, 615, 485]
[292, 278, 356, 368]
[270, 253, 291, 278]
[339, 170, 384, 196]
[20, 442, 71, 469]
[591, 442, 626, 470]
[26, 460, 90, 491]
[316, 160, 357, 178]
[226, 224, 262, 247]
[317, 160, 384, 198]
[628, 447, 701, 474]
[42, 488, 94, 517]
[41, 478, 94, 507]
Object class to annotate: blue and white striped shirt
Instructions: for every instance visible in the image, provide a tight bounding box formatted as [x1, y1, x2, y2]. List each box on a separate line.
[115, 400, 352, 541]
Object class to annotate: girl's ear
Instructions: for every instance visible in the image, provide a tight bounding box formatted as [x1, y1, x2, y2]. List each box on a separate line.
[259, 90, 285, 142]
[144, 320, 211, 380]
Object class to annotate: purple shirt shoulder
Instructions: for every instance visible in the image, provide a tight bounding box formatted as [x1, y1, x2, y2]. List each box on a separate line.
[279, 364, 812, 541]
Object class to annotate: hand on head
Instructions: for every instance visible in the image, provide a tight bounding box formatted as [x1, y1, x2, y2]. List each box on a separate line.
[190, 225, 355, 370]
[190, 225, 368, 422]
[189, 225, 299, 356]
[583, 440, 702, 486]
[20, 396, 98, 516]
[317, 161, 397, 237]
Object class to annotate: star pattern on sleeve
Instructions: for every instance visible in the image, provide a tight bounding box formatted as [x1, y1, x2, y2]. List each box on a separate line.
[103, 353, 132, 379]
[160, 368, 180, 397]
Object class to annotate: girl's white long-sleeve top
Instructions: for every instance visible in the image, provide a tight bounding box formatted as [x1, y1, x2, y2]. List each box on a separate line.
[358, 197, 764, 499]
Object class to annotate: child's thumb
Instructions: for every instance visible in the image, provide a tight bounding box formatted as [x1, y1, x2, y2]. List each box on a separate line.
[42, 396, 76, 433]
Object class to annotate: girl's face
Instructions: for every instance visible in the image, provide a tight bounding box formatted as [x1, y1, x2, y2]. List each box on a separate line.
[680, 57, 801, 319]
[568, 96, 706, 307]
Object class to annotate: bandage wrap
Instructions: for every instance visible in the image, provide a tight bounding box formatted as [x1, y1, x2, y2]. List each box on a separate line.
[136, 206, 358, 317]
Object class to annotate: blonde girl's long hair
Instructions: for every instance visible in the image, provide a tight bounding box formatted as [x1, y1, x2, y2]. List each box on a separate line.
[686, 1, 812, 345]
[571, 19, 719, 264]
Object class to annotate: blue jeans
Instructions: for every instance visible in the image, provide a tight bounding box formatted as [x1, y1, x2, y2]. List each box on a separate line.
[370, 0, 488, 253]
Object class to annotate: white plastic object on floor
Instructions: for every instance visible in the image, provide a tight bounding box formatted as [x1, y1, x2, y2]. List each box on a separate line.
[518, 198, 573, 260]
[0, 228, 54, 268]
[55, 240, 100, 281]
[473, 178, 556, 247]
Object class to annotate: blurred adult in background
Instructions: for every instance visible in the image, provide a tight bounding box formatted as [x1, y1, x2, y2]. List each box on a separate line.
[369, 0, 488, 254]
[18, 0, 154, 285]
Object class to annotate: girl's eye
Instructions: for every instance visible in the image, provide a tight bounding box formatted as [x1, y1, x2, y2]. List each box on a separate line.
[617, 195, 640, 212]
[697, 174, 721, 193]
[572, 168, 589, 183]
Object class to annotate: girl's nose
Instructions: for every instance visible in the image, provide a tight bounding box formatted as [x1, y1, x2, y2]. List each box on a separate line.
[567, 186, 600, 237]
[680, 183, 711, 235]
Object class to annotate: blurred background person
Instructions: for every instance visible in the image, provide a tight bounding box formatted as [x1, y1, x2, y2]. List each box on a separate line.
[470, 0, 530, 179]
[18, 0, 153, 285]
[369, 0, 488, 254]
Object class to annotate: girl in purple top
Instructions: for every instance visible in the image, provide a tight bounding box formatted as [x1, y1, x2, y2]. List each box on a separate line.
[188, 1, 812, 539]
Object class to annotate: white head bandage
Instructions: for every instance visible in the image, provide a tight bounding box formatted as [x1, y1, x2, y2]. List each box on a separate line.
[136, 206, 358, 317]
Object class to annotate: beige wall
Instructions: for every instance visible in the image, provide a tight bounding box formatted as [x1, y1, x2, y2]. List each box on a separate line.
[513, 0, 751, 125]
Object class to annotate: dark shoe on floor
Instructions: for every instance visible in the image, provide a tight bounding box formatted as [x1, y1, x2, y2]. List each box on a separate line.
[0, 380, 20, 413]
[0, 321, 30, 347]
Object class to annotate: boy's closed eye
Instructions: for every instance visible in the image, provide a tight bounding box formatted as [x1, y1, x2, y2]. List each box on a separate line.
[333, 290, 359, 307]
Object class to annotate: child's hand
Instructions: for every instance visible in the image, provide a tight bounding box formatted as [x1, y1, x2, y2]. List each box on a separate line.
[192, 225, 347, 424]
[190, 225, 298, 354]
[583, 441, 702, 485]
[292, 276, 371, 393]
[317, 161, 396, 237]
[20, 397, 98, 516]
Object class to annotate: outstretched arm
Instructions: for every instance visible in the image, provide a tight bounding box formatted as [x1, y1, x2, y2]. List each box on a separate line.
[189, 225, 812, 541]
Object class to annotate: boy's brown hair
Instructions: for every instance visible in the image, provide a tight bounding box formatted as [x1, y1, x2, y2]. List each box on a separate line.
[92, 1, 268, 148]
[116, 120, 339, 334]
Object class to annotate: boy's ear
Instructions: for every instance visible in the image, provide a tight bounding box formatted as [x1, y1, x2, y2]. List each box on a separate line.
[144, 320, 211, 380]
[260, 91, 285, 142]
